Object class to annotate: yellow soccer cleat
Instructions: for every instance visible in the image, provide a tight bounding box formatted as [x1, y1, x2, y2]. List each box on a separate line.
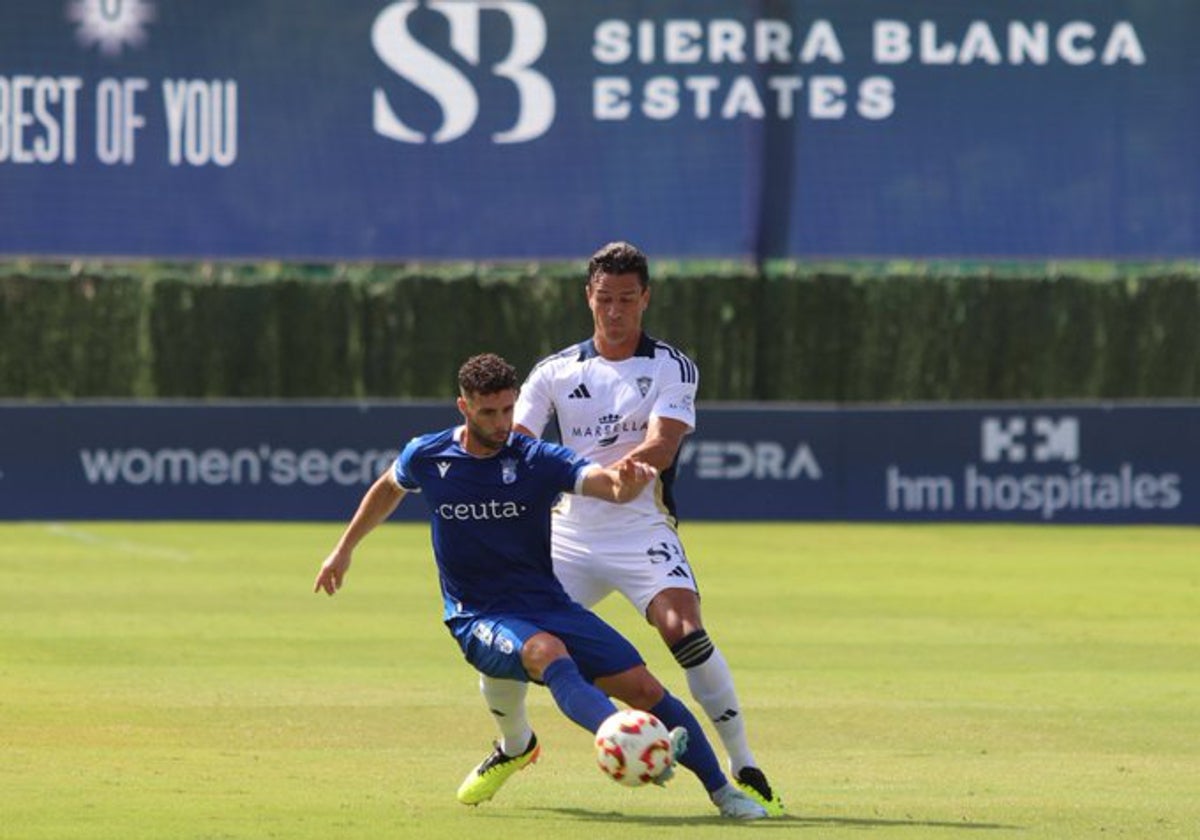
[734, 766, 785, 817]
[456, 734, 540, 805]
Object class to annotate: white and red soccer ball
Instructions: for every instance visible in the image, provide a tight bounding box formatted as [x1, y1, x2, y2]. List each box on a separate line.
[594, 709, 674, 787]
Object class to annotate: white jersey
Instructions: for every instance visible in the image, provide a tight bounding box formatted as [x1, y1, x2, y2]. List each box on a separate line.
[515, 333, 698, 531]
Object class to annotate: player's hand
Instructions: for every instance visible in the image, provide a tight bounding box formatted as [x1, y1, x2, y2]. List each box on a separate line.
[615, 457, 658, 498]
[314, 549, 352, 595]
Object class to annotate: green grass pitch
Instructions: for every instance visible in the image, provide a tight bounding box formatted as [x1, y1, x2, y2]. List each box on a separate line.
[1, 521, 1197, 839]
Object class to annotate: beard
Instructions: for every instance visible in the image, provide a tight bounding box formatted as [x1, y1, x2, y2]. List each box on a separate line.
[466, 419, 506, 453]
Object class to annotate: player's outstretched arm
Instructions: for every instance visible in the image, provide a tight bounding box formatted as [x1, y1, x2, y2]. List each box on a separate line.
[620, 415, 690, 471]
[314, 471, 406, 595]
[580, 459, 658, 504]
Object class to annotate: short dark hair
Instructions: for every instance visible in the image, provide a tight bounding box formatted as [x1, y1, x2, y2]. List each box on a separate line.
[458, 353, 518, 398]
[588, 241, 649, 289]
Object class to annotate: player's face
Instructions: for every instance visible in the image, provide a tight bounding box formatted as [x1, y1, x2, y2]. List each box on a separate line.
[588, 271, 648, 348]
[458, 388, 516, 455]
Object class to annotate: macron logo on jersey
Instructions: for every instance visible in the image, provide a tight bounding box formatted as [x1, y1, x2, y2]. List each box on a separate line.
[567, 383, 592, 399]
[436, 461, 451, 477]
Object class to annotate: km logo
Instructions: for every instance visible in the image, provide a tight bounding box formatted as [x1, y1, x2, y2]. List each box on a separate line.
[981, 416, 1079, 464]
[371, 1, 555, 144]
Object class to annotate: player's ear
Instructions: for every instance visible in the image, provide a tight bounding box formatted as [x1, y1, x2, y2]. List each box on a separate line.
[456, 395, 469, 417]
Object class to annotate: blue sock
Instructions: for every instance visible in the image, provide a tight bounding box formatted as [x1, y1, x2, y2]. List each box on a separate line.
[650, 691, 727, 793]
[542, 658, 617, 733]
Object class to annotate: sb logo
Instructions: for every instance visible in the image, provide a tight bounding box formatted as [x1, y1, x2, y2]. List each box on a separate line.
[371, 1, 555, 144]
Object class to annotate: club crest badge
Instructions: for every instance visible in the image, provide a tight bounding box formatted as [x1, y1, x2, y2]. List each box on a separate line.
[636, 376, 652, 397]
[501, 458, 518, 485]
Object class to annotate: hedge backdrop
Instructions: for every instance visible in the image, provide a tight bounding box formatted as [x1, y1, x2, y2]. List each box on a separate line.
[1, 261, 1197, 401]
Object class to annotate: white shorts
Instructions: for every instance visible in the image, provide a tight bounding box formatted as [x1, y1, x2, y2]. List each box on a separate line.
[551, 520, 699, 617]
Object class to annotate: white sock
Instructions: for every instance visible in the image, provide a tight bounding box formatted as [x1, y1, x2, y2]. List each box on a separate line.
[479, 673, 533, 756]
[684, 647, 757, 772]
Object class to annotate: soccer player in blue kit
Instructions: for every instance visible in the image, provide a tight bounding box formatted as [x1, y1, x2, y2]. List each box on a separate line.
[313, 353, 766, 820]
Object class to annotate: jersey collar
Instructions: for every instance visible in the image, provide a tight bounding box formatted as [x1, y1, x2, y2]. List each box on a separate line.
[453, 425, 513, 457]
[578, 333, 657, 360]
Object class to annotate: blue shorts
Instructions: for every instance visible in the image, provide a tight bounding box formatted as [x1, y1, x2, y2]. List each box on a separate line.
[446, 601, 644, 683]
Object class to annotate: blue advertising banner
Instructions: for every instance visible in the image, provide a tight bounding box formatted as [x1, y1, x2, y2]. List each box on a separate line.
[1, 401, 1196, 523]
[0, 402, 456, 521]
[674, 404, 1198, 523]
[1, 1, 1196, 260]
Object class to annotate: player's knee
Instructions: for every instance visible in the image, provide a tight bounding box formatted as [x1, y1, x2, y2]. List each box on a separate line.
[670, 628, 716, 669]
[647, 589, 703, 644]
[520, 632, 568, 677]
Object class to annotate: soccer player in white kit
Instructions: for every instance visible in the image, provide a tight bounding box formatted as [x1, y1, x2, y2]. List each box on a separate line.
[460, 242, 784, 815]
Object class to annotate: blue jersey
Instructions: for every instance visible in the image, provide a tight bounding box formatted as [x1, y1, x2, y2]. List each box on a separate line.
[394, 428, 593, 620]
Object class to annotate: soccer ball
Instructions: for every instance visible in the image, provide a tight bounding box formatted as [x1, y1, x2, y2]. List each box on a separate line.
[594, 709, 674, 787]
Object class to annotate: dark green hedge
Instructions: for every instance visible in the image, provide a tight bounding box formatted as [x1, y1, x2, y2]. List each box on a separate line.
[2, 262, 1197, 400]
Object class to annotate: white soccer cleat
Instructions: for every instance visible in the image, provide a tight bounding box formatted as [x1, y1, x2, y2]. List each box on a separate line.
[652, 726, 689, 786]
[711, 783, 770, 820]
[668, 726, 689, 761]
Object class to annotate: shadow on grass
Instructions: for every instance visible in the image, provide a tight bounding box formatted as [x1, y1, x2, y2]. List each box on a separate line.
[519, 808, 1021, 831]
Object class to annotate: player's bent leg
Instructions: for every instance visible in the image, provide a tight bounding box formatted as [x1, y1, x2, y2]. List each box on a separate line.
[530, 634, 619, 734]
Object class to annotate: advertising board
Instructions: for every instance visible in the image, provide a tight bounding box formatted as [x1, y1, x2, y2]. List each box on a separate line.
[2, 2, 1195, 259]
[2, 401, 1194, 523]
